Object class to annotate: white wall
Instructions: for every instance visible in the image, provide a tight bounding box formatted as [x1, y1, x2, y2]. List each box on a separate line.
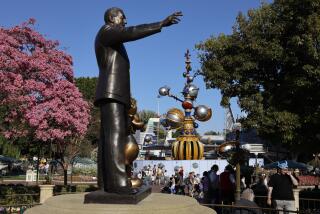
[133, 158, 264, 177]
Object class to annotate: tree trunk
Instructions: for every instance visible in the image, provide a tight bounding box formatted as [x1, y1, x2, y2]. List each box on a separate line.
[63, 169, 67, 186]
[55, 160, 68, 185]
[70, 165, 73, 185]
[63, 162, 69, 186]
[36, 146, 41, 185]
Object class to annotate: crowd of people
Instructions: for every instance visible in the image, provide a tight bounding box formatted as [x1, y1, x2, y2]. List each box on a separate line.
[135, 164, 168, 186]
[137, 160, 301, 213]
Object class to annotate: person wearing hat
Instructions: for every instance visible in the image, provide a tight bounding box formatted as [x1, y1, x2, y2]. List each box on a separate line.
[267, 160, 299, 213]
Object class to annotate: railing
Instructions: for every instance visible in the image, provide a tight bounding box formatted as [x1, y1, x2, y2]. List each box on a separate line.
[0, 189, 319, 213]
[254, 195, 320, 213]
[300, 198, 320, 214]
[199, 196, 320, 214]
[201, 203, 306, 214]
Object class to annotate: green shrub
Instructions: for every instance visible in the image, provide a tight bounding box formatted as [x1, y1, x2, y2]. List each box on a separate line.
[72, 167, 97, 176]
[53, 184, 98, 195]
[0, 183, 98, 205]
[0, 184, 39, 205]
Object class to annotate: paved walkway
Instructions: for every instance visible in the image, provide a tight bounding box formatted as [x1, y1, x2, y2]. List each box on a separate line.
[151, 184, 164, 193]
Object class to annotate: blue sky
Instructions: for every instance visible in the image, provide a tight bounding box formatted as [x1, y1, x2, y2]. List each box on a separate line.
[0, 0, 266, 134]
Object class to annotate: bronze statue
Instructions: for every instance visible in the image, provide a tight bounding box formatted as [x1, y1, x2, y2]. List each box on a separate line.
[93, 7, 182, 195]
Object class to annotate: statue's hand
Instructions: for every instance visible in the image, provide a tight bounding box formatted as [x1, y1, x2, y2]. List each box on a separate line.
[161, 11, 183, 27]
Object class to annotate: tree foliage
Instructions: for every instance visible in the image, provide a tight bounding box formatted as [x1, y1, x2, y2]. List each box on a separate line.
[75, 77, 99, 156]
[0, 135, 20, 158]
[138, 110, 159, 124]
[0, 19, 90, 149]
[197, 0, 320, 152]
[204, 131, 219, 135]
[75, 77, 97, 102]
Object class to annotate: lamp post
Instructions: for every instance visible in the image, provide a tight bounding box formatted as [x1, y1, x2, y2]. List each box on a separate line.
[234, 123, 241, 201]
[157, 97, 160, 145]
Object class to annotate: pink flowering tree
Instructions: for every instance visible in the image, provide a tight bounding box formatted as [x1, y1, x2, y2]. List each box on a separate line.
[0, 19, 90, 183]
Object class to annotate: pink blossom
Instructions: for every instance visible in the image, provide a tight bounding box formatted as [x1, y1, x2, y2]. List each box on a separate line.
[0, 19, 90, 144]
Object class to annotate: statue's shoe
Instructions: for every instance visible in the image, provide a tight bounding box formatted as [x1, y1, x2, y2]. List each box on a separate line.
[110, 186, 138, 195]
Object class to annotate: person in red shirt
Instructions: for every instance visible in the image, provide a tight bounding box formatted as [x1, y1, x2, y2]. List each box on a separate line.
[219, 165, 236, 204]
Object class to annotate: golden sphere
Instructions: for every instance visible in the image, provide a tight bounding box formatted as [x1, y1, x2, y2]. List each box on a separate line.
[131, 178, 143, 188]
[166, 108, 185, 129]
[194, 105, 212, 122]
[218, 141, 238, 153]
[124, 135, 139, 165]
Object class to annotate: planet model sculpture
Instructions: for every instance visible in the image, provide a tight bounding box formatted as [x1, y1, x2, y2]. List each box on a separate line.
[158, 50, 212, 160]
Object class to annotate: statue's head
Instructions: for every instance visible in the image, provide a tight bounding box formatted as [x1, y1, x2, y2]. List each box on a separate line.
[104, 7, 127, 27]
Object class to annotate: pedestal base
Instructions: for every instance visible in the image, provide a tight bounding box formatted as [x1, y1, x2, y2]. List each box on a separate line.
[84, 186, 151, 204]
[25, 193, 215, 214]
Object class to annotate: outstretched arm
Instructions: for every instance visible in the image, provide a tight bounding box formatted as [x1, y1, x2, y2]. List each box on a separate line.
[161, 11, 183, 27]
[102, 22, 162, 45]
[99, 12, 183, 46]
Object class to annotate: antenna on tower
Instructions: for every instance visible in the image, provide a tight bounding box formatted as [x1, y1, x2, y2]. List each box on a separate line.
[224, 104, 235, 136]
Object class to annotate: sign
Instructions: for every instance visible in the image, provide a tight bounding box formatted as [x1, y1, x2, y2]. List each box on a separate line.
[26, 170, 38, 182]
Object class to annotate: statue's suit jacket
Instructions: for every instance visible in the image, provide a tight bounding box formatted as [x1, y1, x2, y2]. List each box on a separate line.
[94, 22, 162, 107]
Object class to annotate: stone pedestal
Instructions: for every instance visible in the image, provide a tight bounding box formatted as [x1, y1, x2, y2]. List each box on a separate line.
[293, 188, 301, 210]
[25, 193, 215, 214]
[39, 184, 55, 204]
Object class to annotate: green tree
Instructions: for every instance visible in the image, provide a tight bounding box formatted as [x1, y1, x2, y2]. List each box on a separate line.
[75, 77, 97, 102]
[0, 135, 20, 158]
[75, 77, 99, 157]
[138, 110, 159, 124]
[197, 0, 320, 153]
[204, 131, 219, 135]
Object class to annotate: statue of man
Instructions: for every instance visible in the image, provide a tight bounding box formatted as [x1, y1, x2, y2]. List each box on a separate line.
[94, 7, 182, 194]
